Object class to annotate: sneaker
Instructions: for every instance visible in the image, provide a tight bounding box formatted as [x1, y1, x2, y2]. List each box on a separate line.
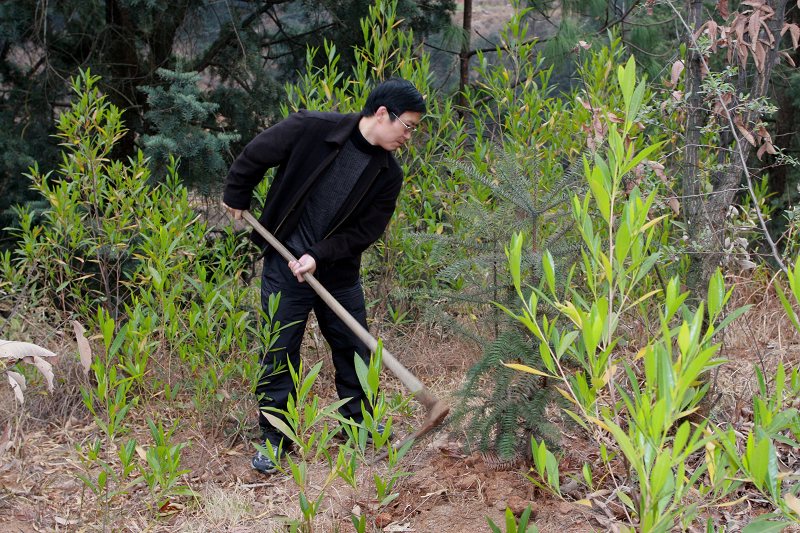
[251, 449, 278, 474]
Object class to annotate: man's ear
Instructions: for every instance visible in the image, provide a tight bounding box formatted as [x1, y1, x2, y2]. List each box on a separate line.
[375, 105, 390, 120]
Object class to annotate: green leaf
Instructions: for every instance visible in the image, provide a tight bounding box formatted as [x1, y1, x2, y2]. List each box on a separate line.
[649, 452, 672, 502]
[543, 250, 556, 297]
[486, 517, 503, 533]
[741, 515, 793, 533]
[617, 56, 636, 111]
[539, 340, 556, 373]
[628, 79, 646, 124]
[714, 304, 752, 334]
[109, 323, 128, 358]
[707, 269, 725, 321]
[604, 418, 642, 479]
[505, 507, 518, 533]
[614, 221, 632, 267]
[545, 448, 561, 495]
[775, 280, 800, 332]
[556, 331, 580, 359]
[620, 142, 665, 176]
[262, 413, 298, 446]
[672, 421, 691, 459]
[506, 232, 525, 295]
[354, 352, 370, 396]
[587, 164, 611, 223]
[615, 488, 636, 512]
[518, 506, 532, 530]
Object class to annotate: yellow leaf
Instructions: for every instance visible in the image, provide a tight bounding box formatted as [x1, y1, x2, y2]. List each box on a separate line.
[556, 301, 583, 328]
[585, 415, 610, 432]
[555, 387, 578, 406]
[575, 499, 593, 507]
[638, 214, 668, 233]
[502, 362, 553, 378]
[714, 495, 749, 508]
[676, 406, 700, 419]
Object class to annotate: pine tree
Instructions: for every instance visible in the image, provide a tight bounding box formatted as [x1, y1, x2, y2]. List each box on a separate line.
[140, 69, 240, 192]
[421, 146, 584, 461]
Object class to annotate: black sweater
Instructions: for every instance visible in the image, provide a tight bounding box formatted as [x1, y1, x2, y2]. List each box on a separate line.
[223, 110, 403, 287]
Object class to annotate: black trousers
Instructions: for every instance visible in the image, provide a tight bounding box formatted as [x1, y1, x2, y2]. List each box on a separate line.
[256, 251, 370, 434]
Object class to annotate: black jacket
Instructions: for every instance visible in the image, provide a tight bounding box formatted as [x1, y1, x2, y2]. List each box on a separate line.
[223, 110, 403, 286]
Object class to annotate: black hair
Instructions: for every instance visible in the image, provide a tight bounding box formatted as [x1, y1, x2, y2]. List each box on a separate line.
[362, 78, 426, 118]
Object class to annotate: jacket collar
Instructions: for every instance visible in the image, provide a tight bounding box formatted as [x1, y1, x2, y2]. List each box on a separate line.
[325, 113, 390, 168]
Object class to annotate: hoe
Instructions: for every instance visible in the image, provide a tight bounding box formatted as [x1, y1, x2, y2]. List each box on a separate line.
[243, 211, 450, 452]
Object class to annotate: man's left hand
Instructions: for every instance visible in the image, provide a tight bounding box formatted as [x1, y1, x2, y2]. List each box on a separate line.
[289, 254, 316, 282]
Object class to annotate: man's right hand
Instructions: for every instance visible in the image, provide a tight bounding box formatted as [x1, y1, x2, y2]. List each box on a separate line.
[222, 201, 243, 220]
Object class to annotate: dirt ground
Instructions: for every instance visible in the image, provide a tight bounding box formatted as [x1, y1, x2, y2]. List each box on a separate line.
[0, 328, 600, 533]
[0, 325, 582, 533]
[2, 278, 800, 532]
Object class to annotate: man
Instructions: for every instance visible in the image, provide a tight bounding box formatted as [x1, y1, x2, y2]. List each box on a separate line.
[222, 78, 426, 474]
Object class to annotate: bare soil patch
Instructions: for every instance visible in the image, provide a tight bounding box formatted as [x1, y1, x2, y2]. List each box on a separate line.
[2, 287, 799, 533]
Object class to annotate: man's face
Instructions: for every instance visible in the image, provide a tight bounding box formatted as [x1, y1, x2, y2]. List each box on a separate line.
[374, 107, 422, 151]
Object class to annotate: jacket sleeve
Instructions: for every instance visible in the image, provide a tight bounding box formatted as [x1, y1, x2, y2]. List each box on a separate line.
[222, 113, 307, 210]
[307, 168, 403, 264]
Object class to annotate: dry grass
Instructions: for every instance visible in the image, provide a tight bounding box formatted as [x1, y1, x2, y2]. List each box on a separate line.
[1, 267, 800, 532]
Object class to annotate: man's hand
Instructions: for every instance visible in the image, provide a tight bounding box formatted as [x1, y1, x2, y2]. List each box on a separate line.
[289, 254, 316, 282]
[222, 201, 243, 220]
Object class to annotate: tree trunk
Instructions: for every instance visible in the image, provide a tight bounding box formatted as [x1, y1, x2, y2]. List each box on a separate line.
[684, 0, 788, 296]
[769, 5, 800, 201]
[683, 0, 707, 297]
[103, 0, 144, 157]
[458, 0, 472, 109]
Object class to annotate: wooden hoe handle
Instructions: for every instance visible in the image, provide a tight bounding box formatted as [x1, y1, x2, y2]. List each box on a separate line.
[242, 210, 446, 413]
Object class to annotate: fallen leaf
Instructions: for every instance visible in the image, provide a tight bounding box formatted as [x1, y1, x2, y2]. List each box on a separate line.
[0, 340, 57, 362]
[383, 523, 414, 532]
[669, 60, 685, 87]
[158, 499, 184, 516]
[756, 139, 777, 159]
[135, 445, 147, 461]
[753, 41, 766, 73]
[668, 196, 681, 215]
[0, 423, 12, 455]
[375, 513, 393, 528]
[749, 11, 761, 45]
[72, 321, 93, 376]
[7, 371, 26, 405]
[738, 259, 757, 270]
[28, 355, 54, 392]
[785, 493, 800, 516]
[786, 23, 800, 49]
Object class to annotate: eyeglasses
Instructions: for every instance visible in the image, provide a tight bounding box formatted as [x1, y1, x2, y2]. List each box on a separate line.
[392, 112, 418, 133]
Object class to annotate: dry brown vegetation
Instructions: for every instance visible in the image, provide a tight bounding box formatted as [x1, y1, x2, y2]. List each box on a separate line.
[1, 273, 799, 532]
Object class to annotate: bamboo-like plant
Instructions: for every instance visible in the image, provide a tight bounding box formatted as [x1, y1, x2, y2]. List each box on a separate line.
[502, 55, 800, 531]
